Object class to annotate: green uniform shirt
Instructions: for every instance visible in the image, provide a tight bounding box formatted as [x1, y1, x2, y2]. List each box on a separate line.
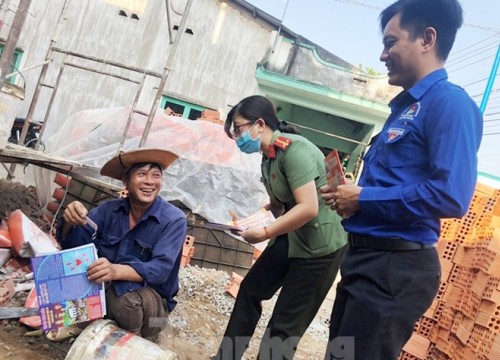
[261, 130, 347, 258]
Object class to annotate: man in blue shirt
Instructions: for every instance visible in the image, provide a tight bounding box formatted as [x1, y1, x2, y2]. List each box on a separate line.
[57, 148, 187, 342]
[321, 0, 483, 359]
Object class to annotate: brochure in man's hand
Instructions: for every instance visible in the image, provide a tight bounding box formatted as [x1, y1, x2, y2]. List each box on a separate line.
[324, 149, 346, 188]
[205, 208, 276, 233]
[31, 243, 106, 331]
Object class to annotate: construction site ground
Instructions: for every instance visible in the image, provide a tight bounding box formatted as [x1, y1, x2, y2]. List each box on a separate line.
[0, 172, 333, 360]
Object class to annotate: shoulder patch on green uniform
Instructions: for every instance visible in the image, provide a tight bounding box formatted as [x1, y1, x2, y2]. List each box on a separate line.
[273, 136, 293, 151]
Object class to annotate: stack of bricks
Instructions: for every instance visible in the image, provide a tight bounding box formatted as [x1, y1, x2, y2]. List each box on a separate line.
[224, 247, 262, 295]
[181, 235, 195, 267]
[44, 173, 72, 225]
[399, 182, 500, 360]
[224, 272, 244, 298]
[198, 109, 223, 125]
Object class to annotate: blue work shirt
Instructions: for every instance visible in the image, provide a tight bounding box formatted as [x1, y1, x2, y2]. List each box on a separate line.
[58, 197, 187, 312]
[344, 69, 483, 244]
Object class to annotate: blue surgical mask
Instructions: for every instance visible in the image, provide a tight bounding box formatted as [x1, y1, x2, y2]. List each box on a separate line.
[236, 125, 261, 154]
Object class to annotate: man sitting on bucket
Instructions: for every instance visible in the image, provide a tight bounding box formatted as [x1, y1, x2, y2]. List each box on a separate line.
[57, 148, 187, 342]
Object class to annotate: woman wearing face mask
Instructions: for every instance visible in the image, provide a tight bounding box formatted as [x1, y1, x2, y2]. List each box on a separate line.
[212, 95, 348, 360]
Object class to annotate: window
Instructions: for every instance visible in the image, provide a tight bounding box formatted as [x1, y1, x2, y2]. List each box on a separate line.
[160, 96, 204, 120]
[0, 45, 23, 84]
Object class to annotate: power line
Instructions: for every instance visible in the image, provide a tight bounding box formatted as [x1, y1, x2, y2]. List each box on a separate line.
[449, 38, 500, 61]
[330, 0, 500, 115]
[464, 23, 500, 33]
[331, 0, 500, 32]
[448, 54, 497, 74]
[471, 90, 495, 99]
[447, 41, 499, 68]
[450, 33, 500, 57]
[331, 0, 382, 11]
[485, 116, 500, 121]
[462, 76, 494, 88]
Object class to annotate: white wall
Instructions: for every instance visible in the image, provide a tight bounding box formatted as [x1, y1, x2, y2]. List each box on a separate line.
[2, 0, 277, 137]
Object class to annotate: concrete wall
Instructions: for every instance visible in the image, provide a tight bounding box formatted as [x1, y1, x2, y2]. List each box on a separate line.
[267, 41, 400, 105]
[1, 0, 277, 137]
[0, 0, 398, 144]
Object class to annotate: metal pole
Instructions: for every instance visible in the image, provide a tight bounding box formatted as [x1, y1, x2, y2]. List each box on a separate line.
[165, 0, 174, 45]
[36, 59, 67, 148]
[480, 43, 500, 113]
[268, 0, 290, 73]
[4, 59, 52, 80]
[16, 0, 68, 151]
[139, 0, 194, 147]
[0, 0, 31, 89]
[271, 0, 290, 55]
[117, 73, 147, 152]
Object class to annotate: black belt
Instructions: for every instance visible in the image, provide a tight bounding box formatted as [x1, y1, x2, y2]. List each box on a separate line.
[348, 233, 436, 251]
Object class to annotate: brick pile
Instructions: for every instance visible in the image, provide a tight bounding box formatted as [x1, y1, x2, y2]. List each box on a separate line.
[181, 235, 196, 268]
[224, 272, 243, 298]
[399, 182, 500, 360]
[197, 109, 223, 125]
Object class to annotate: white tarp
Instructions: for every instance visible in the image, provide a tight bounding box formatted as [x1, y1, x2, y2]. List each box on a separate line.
[38, 106, 269, 223]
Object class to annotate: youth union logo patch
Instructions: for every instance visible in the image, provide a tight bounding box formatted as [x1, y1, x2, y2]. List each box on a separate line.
[400, 102, 421, 120]
[387, 127, 405, 142]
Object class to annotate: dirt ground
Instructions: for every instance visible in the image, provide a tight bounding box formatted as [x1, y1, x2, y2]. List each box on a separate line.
[0, 178, 330, 360]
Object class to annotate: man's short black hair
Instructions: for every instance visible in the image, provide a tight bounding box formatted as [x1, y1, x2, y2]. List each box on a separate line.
[380, 0, 463, 61]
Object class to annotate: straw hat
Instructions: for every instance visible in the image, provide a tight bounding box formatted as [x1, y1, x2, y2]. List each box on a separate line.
[100, 148, 178, 180]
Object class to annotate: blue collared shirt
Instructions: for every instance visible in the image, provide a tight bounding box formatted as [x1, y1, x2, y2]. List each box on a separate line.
[343, 69, 483, 244]
[58, 197, 187, 312]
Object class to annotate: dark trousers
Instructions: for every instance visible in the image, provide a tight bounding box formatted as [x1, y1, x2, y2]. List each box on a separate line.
[216, 235, 347, 360]
[326, 247, 441, 360]
[106, 285, 168, 341]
